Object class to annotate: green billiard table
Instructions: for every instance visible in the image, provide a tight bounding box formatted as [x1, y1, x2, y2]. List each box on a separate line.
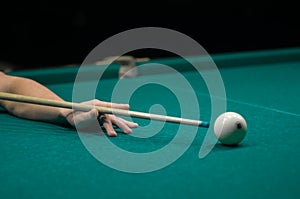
[1, 47, 300, 199]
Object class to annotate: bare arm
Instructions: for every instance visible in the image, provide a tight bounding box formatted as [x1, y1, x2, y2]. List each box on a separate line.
[0, 72, 138, 135]
[0, 72, 67, 124]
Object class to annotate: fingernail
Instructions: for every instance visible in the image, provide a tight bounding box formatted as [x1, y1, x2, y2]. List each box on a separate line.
[109, 131, 117, 137]
[125, 129, 132, 134]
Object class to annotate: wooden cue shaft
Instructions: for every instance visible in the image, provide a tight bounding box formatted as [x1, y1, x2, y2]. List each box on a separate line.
[0, 92, 210, 127]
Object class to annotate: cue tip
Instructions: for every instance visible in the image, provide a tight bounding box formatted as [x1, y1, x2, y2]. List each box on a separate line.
[201, 121, 210, 128]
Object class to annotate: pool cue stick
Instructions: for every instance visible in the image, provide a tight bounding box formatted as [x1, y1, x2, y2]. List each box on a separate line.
[0, 92, 210, 127]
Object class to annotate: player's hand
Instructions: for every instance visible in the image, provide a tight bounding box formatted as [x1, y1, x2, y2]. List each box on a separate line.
[62, 99, 138, 136]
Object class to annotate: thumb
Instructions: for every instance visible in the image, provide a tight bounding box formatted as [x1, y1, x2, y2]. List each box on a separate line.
[73, 108, 99, 128]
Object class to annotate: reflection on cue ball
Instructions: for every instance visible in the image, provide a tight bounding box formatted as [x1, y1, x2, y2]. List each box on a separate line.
[213, 112, 247, 145]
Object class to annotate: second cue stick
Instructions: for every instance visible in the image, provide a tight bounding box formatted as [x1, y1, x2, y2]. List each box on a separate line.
[0, 92, 210, 127]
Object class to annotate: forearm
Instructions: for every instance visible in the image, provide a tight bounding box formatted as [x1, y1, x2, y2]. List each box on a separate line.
[0, 74, 69, 125]
[0, 72, 139, 135]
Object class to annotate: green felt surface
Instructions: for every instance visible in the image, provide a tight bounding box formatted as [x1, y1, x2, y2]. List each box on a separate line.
[1, 48, 300, 199]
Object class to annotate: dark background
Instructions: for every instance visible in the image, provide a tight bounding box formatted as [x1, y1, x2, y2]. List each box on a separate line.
[1, 3, 299, 71]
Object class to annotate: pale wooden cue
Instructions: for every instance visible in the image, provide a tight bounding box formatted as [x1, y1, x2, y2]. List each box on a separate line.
[0, 92, 210, 127]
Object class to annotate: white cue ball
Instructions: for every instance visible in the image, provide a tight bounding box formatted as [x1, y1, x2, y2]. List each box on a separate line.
[213, 112, 247, 145]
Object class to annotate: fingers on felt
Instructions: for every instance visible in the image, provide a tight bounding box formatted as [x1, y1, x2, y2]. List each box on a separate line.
[107, 115, 132, 134]
[100, 115, 139, 136]
[102, 119, 118, 137]
[117, 117, 139, 128]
